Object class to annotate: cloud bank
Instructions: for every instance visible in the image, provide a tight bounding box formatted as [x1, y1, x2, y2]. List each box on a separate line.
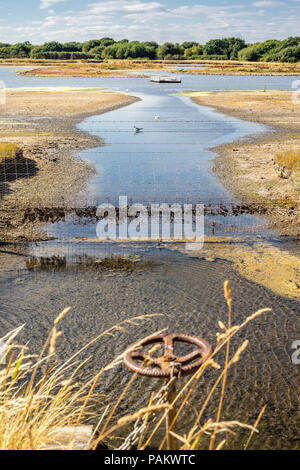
[1, 0, 299, 44]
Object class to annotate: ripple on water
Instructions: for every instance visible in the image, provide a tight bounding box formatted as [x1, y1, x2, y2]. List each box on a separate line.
[0, 245, 299, 449]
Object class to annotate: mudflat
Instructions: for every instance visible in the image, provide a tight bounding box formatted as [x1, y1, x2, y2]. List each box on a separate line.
[1, 89, 139, 118]
[0, 89, 139, 242]
[188, 90, 300, 236]
[15, 59, 300, 77]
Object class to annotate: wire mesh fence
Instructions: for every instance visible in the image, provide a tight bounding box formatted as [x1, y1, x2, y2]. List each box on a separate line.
[0, 112, 298, 257]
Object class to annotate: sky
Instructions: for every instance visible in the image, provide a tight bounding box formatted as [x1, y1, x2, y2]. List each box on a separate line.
[0, 0, 299, 45]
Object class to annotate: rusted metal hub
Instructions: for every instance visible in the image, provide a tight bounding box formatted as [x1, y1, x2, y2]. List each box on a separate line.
[123, 333, 213, 378]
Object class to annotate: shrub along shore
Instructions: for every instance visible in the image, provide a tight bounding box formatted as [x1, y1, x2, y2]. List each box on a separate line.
[0, 36, 299, 62]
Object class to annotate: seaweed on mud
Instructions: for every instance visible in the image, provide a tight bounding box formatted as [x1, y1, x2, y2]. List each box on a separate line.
[20, 203, 269, 226]
[25, 254, 156, 272]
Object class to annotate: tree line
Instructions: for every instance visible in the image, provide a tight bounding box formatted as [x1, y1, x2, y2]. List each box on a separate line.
[0, 37, 299, 62]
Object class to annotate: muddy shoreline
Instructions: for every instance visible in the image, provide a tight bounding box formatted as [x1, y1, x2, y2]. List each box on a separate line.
[0, 92, 139, 243]
[12, 60, 300, 78]
[190, 91, 300, 237]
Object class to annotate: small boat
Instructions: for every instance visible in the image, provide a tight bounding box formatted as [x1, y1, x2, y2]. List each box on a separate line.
[150, 75, 181, 83]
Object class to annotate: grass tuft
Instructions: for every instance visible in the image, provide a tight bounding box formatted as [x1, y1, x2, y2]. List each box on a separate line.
[276, 149, 300, 173]
[0, 143, 21, 162]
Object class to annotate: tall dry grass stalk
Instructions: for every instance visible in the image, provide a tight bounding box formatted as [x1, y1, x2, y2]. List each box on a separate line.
[209, 280, 232, 450]
[0, 282, 271, 450]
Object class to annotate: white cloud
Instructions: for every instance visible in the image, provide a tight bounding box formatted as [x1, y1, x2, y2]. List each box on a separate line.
[87, 1, 167, 16]
[40, 0, 67, 9]
[0, 0, 297, 44]
[252, 1, 285, 6]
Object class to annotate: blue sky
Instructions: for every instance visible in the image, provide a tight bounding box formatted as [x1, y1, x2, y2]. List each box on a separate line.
[0, 0, 299, 44]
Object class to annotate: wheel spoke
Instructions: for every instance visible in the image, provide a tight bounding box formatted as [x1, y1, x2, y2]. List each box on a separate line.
[163, 334, 176, 361]
[176, 349, 202, 364]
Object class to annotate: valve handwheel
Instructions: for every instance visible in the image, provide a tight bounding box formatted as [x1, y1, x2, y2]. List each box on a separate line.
[123, 333, 213, 378]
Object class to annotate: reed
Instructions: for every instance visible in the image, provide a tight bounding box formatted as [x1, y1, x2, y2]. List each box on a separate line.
[0, 282, 271, 450]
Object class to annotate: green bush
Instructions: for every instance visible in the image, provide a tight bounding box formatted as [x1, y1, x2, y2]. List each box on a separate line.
[2, 37, 300, 62]
[238, 37, 300, 62]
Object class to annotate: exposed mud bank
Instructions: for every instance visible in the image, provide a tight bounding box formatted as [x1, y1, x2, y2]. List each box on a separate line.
[189, 90, 300, 237]
[0, 91, 139, 242]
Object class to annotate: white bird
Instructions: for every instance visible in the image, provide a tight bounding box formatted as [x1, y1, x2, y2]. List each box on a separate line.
[154, 115, 160, 120]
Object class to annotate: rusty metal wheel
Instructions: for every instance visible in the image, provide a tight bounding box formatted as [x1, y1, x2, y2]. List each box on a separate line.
[123, 333, 213, 378]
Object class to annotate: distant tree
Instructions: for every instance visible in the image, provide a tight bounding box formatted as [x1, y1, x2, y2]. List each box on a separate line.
[101, 44, 118, 59]
[144, 41, 159, 48]
[0, 46, 11, 58]
[238, 45, 259, 61]
[126, 41, 147, 59]
[82, 40, 102, 53]
[281, 36, 300, 48]
[63, 42, 82, 52]
[157, 42, 183, 59]
[256, 40, 280, 56]
[226, 37, 246, 59]
[99, 37, 115, 47]
[30, 46, 44, 59]
[181, 41, 198, 50]
[1, 36, 299, 63]
[184, 44, 203, 58]
[144, 41, 158, 59]
[9, 42, 33, 57]
[265, 44, 300, 63]
[238, 39, 280, 61]
[204, 38, 245, 60]
[115, 43, 130, 59]
[88, 45, 105, 59]
[100, 41, 154, 60]
[89, 38, 116, 57]
[41, 41, 64, 52]
[205, 39, 227, 56]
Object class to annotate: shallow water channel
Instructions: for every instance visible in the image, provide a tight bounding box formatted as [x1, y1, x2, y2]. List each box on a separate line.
[0, 68, 299, 449]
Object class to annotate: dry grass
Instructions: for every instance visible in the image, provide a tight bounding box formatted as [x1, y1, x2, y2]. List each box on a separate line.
[18, 61, 161, 78]
[0, 281, 271, 450]
[12, 58, 300, 77]
[174, 60, 300, 75]
[0, 143, 20, 162]
[276, 149, 300, 173]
